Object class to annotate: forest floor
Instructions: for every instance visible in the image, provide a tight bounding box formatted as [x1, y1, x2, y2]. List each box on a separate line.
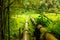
[10, 12, 60, 40]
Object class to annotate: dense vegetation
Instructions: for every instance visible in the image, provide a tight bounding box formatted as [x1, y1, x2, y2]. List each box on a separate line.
[0, 0, 60, 40]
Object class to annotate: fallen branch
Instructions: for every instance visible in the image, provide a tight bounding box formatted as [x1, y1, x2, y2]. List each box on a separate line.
[30, 16, 58, 40]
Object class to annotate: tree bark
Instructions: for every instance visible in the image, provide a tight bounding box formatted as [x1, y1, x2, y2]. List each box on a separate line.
[0, 0, 6, 40]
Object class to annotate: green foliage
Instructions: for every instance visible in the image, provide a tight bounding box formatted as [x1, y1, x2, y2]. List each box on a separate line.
[9, 14, 26, 38]
[35, 14, 52, 27]
[50, 21, 60, 38]
[5, 0, 60, 39]
[8, 10, 39, 39]
[35, 14, 60, 40]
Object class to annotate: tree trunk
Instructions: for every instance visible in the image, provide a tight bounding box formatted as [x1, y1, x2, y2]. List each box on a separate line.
[0, 0, 6, 40]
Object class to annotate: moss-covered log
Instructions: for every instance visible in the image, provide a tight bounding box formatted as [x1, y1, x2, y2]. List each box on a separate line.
[30, 16, 58, 40]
